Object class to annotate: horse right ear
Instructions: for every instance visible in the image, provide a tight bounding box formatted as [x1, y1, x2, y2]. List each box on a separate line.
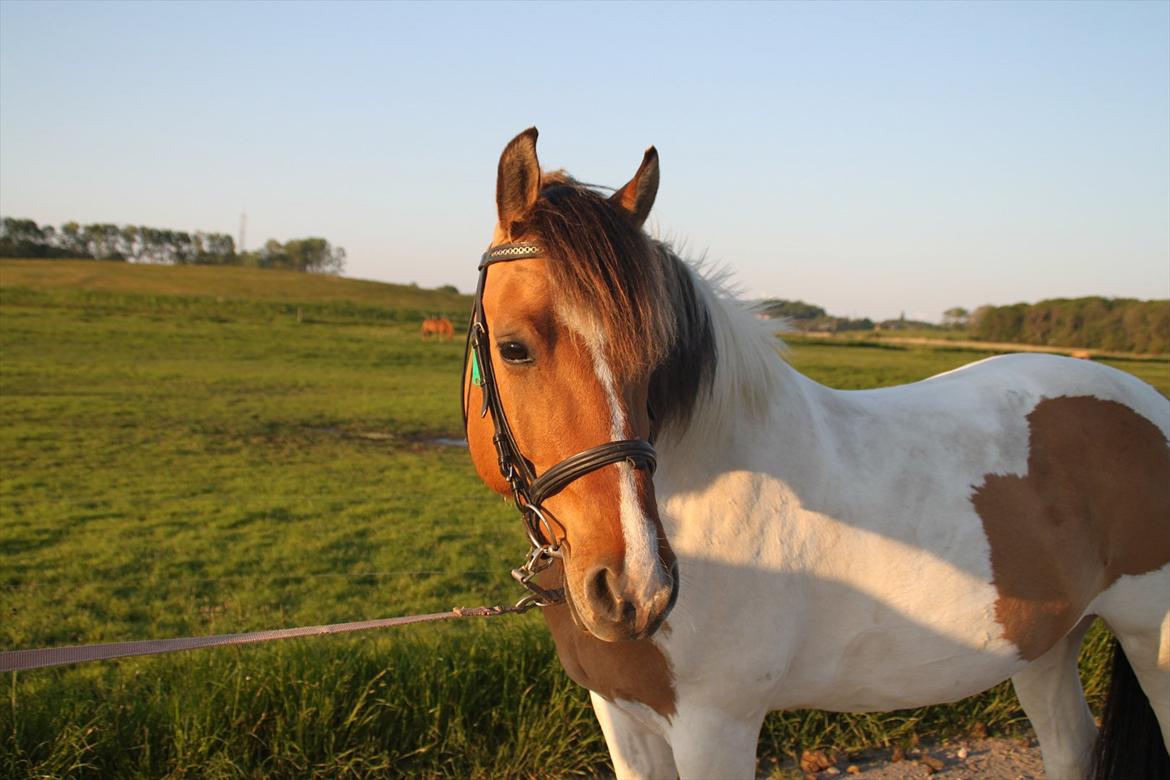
[610, 146, 659, 228]
[496, 128, 541, 234]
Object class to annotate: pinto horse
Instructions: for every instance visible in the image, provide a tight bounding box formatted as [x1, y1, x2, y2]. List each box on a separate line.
[463, 128, 1170, 780]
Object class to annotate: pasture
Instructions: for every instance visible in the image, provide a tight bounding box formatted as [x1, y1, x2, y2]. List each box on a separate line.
[2, 260, 1167, 778]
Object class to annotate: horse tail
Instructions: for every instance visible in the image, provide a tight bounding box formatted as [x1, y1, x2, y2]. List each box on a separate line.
[1092, 636, 1169, 779]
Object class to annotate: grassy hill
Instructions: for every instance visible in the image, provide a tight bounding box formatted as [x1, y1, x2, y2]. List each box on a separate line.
[0, 259, 471, 323]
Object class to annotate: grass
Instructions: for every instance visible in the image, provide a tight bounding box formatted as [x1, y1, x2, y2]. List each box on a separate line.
[2, 260, 1167, 777]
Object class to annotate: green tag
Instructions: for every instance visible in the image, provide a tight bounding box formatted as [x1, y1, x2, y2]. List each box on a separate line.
[471, 349, 483, 387]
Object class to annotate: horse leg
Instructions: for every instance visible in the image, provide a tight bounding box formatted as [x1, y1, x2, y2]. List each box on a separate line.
[1010, 616, 1097, 780]
[1096, 569, 1170, 745]
[667, 705, 763, 780]
[590, 692, 677, 780]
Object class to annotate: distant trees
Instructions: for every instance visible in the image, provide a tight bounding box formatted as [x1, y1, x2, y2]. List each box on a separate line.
[942, 307, 969, 330]
[0, 218, 88, 258]
[757, 298, 874, 332]
[970, 297, 1169, 354]
[256, 237, 346, 273]
[758, 298, 826, 322]
[758, 294, 1168, 354]
[0, 216, 345, 274]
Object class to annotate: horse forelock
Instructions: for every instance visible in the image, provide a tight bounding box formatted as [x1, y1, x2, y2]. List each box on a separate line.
[518, 175, 671, 372]
[515, 174, 716, 432]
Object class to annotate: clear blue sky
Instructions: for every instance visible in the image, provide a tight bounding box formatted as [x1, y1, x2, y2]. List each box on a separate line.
[2, 0, 1167, 321]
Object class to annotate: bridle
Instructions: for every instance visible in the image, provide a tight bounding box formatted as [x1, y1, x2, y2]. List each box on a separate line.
[463, 241, 658, 609]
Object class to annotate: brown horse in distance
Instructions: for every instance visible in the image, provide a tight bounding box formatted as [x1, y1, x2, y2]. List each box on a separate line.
[421, 317, 454, 340]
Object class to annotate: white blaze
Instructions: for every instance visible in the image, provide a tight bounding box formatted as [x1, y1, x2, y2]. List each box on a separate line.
[566, 313, 662, 597]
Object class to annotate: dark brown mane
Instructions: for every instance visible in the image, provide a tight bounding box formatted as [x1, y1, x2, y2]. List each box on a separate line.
[515, 172, 715, 430]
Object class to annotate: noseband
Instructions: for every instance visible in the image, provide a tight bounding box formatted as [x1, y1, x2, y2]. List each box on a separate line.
[463, 242, 658, 609]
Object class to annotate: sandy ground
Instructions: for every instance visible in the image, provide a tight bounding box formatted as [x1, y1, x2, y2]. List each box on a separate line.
[760, 736, 1046, 780]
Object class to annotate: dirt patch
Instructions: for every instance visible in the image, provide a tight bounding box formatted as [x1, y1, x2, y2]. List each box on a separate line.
[762, 737, 1045, 779]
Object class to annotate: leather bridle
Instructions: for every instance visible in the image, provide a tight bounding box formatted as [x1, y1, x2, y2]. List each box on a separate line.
[462, 241, 658, 609]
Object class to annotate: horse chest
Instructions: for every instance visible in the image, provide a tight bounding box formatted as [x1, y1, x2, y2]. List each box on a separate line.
[541, 601, 678, 719]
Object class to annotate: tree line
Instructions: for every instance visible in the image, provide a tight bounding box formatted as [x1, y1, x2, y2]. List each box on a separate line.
[757, 298, 929, 333]
[0, 217, 345, 274]
[970, 297, 1169, 355]
[759, 296, 1168, 354]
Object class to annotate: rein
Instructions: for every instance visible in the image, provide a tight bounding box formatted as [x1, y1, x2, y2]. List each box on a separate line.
[463, 242, 658, 609]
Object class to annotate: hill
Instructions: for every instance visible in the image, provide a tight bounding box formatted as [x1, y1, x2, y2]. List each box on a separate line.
[0, 258, 470, 316]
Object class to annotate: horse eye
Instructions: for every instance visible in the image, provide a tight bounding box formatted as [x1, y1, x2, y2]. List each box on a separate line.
[498, 340, 533, 364]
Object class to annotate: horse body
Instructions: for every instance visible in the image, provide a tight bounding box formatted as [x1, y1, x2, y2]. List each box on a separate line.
[421, 317, 454, 339]
[569, 263, 1169, 778]
[468, 129, 1170, 779]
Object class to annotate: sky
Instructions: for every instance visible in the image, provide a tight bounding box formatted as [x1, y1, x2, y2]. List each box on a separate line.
[1, 1, 1167, 322]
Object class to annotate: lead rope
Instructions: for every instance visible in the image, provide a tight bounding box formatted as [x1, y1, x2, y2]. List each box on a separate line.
[0, 602, 538, 673]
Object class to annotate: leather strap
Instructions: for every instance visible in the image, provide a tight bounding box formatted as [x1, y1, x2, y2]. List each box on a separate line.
[529, 439, 656, 504]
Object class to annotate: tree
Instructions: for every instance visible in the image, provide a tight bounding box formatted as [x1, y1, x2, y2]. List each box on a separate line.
[120, 225, 140, 260]
[60, 222, 85, 257]
[942, 307, 969, 330]
[757, 299, 826, 321]
[260, 239, 288, 269]
[0, 217, 47, 256]
[283, 237, 345, 274]
[969, 305, 993, 332]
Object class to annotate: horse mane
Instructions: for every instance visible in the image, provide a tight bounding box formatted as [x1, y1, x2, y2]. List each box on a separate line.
[515, 172, 719, 432]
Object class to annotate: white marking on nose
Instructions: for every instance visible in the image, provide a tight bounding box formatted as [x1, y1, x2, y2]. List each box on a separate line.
[577, 327, 662, 601]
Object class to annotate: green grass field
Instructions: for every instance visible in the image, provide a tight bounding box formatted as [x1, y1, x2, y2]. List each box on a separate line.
[2, 260, 1167, 778]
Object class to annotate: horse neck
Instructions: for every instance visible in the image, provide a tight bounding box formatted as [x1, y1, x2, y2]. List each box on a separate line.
[654, 254, 821, 479]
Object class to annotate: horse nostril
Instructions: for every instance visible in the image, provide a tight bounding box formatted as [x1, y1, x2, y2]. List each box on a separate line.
[589, 566, 621, 617]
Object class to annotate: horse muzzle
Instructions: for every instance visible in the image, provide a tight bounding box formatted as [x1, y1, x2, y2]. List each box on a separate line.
[570, 556, 679, 642]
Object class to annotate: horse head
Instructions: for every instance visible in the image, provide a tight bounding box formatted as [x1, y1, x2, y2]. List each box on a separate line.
[464, 128, 679, 642]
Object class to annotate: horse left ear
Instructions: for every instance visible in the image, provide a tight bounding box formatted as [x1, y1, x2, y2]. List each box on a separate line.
[610, 146, 659, 228]
[497, 127, 542, 234]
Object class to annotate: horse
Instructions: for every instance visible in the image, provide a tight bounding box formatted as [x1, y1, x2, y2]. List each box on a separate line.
[463, 128, 1170, 780]
[421, 316, 454, 340]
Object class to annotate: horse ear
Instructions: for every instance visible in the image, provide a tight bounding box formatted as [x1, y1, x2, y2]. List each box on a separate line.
[610, 146, 659, 228]
[496, 127, 541, 232]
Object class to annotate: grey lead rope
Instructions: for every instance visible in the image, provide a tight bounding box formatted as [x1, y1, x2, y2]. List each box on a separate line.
[0, 604, 531, 673]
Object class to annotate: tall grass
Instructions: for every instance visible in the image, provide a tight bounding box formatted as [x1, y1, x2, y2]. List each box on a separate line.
[2, 623, 609, 778]
[2, 265, 1166, 777]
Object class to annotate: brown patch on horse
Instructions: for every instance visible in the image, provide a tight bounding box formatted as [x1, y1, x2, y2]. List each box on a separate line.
[540, 561, 678, 719]
[972, 395, 1170, 660]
